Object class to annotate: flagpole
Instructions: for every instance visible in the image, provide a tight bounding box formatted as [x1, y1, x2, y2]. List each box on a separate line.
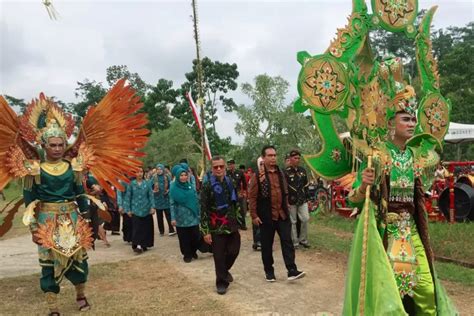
[191, 0, 207, 174]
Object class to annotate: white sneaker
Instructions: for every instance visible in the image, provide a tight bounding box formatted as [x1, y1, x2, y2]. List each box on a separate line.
[168, 232, 177, 236]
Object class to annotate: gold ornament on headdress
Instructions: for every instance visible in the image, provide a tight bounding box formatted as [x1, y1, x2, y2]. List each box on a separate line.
[39, 119, 67, 145]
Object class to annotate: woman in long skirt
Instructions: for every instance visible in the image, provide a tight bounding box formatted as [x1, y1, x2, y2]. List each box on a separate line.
[152, 163, 175, 236]
[117, 180, 133, 243]
[170, 164, 201, 262]
[124, 169, 156, 253]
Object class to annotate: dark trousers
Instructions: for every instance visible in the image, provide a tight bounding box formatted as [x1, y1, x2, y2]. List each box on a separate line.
[212, 231, 241, 287]
[131, 214, 154, 249]
[104, 211, 120, 232]
[260, 218, 297, 274]
[122, 214, 133, 242]
[253, 223, 261, 245]
[176, 225, 201, 259]
[238, 197, 248, 229]
[156, 209, 174, 235]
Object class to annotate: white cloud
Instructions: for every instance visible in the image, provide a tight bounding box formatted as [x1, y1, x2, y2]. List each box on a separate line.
[1, 0, 472, 144]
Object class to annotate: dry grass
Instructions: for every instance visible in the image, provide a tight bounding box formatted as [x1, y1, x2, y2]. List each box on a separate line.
[1, 254, 230, 315]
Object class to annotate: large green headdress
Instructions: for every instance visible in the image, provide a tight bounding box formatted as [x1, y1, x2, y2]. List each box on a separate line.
[294, 0, 451, 180]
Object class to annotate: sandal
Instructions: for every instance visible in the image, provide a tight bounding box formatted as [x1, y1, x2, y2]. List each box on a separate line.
[76, 297, 91, 312]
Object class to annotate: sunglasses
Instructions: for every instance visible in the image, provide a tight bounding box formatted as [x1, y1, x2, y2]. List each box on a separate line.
[213, 165, 225, 170]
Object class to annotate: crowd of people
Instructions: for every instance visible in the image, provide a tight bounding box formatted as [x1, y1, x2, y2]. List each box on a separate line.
[86, 148, 312, 295]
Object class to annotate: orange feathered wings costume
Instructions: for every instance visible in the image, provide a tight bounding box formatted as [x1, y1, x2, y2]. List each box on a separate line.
[0, 79, 149, 236]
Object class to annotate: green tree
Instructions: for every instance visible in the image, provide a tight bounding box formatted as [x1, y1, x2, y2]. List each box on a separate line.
[171, 57, 239, 155]
[72, 79, 107, 118]
[142, 119, 202, 171]
[105, 65, 149, 98]
[438, 23, 474, 161]
[143, 79, 178, 131]
[3, 95, 27, 113]
[234, 74, 321, 166]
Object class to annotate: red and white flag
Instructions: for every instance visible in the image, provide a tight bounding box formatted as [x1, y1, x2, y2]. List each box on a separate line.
[186, 91, 212, 160]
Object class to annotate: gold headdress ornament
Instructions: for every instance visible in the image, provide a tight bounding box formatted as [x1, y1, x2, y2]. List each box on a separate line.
[387, 83, 418, 120]
[20, 93, 75, 145]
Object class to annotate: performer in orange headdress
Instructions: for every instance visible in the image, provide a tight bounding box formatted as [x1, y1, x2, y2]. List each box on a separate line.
[0, 79, 149, 315]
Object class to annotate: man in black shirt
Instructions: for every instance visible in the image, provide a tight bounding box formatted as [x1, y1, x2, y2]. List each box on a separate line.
[285, 150, 310, 249]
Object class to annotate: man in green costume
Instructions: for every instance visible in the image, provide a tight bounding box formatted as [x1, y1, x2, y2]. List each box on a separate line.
[348, 86, 441, 315]
[24, 120, 93, 315]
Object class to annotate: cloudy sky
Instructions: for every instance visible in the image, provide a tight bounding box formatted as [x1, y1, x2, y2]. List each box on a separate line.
[1, 0, 472, 143]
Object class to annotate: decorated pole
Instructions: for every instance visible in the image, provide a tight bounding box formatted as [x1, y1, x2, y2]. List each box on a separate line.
[191, 0, 207, 173]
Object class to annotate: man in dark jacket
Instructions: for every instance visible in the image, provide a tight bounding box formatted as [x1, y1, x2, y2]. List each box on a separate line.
[201, 156, 241, 295]
[248, 145, 305, 282]
[285, 149, 310, 249]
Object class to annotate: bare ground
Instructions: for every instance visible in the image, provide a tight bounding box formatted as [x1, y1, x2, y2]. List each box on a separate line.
[0, 224, 472, 315]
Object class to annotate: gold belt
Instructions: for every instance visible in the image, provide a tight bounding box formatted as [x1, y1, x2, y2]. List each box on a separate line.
[39, 202, 77, 213]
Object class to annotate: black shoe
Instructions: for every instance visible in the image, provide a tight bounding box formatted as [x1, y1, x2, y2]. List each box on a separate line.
[134, 247, 143, 254]
[226, 272, 234, 283]
[299, 242, 310, 249]
[287, 270, 306, 281]
[183, 257, 192, 263]
[192, 253, 198, 259]
[216, 285, 227, 295]
[111, 231, 120, 236]
[265, 272, 276, 282]
[240, 226, 248, 231]
[142, 247, 148, 252]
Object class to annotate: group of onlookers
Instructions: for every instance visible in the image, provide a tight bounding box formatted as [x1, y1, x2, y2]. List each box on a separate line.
[87, 146, 313, 295]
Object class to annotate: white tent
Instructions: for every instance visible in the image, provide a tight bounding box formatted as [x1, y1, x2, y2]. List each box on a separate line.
[444, 122, 474, 144]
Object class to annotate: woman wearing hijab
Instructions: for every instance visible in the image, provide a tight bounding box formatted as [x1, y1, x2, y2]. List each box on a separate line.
[152, 163, 176, 236]
[170, 164, 201, 263]
[124, 168, 156, 253]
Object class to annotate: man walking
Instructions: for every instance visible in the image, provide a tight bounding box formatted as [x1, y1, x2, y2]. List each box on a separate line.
[248, 145, 305, 282]
[201, 156, 241, 295]
[226, 159, 248, 230]
[285, 149, 311, 249]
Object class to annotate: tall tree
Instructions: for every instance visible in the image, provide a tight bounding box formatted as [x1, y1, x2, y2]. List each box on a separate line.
[142, 119, 202, 171]
[72, 79, 107, 118]
[143, 79, 177, 131]
[3, 95, 27, 113]
[171, 57, 239, 154]
[234, 74, 320, 165]
[106, 65, 149, 97]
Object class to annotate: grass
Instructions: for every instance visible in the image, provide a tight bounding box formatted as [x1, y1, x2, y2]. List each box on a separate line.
[308, 212, 474, 287]
[429, 221, 474, 264]
[0, 254, 229, 315]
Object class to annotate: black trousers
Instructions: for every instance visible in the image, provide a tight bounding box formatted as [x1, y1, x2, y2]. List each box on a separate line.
[104, 211, 120, 232]
[156, 209, 174, 235]
[252, 223, 261, 245]
[212, 231, 241, 287]
[260, 218, 297, 274]
[238, 197, 248, 229]
[122, 214, 133, 242]
[132, 214, 154, 248]
[176, 225, 201, 259]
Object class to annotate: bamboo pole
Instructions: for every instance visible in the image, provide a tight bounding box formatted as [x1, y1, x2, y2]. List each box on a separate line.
[358, 155, 372, 315]
[191, 0, 207, 174]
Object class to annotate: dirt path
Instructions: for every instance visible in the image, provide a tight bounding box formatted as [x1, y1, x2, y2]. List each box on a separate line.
[1, 227, 471, 314]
